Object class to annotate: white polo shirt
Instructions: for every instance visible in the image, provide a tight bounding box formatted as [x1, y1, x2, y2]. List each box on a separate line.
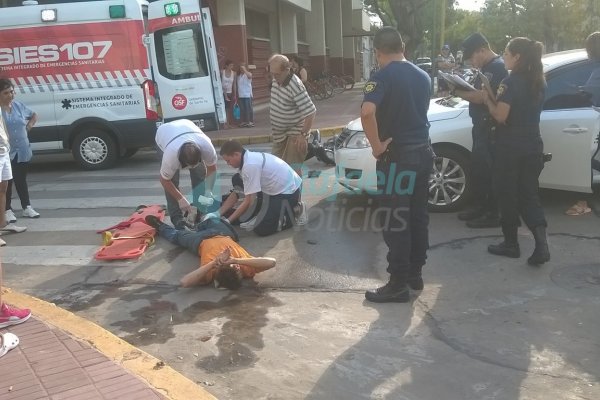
[155, 119, 217, 180]
[241, 150, 301, 196]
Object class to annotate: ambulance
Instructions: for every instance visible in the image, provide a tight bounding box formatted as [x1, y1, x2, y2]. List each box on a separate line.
[0, 0, 225, 169]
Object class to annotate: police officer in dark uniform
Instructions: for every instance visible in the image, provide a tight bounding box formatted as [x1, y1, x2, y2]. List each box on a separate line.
[361, 27, 434, 303]
[483, 37, 550, 265]
[453, 33, 507, 228]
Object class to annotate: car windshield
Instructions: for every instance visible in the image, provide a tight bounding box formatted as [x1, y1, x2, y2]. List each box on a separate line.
[416, 58, 431, 63]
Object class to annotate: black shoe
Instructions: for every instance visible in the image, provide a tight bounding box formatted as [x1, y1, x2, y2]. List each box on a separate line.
[145, 215, 163, 229]
[407, 277, 424, 291]
[457, 207, 485, 221]
[365, 281, 410, 303]
[466, 214, 501, 229]
[488, 241, 521, 258]
[528, 226, 550, 265]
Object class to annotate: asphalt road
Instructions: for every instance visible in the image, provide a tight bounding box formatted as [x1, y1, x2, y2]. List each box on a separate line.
[3, 148, 600, 400]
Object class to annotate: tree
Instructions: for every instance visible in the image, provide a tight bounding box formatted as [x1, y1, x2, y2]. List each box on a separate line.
[364, 0, 434, 57]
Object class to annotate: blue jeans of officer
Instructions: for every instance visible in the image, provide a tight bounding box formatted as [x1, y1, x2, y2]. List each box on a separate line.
[164, 164, 207, 229]
[156, 218, 238, 254]
[494, 134, 547, 231]
[376, 145, 434, 281]
[471, 121, 497, 214]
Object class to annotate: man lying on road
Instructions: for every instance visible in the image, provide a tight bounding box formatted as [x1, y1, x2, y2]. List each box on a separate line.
[145, 215, 276, 290]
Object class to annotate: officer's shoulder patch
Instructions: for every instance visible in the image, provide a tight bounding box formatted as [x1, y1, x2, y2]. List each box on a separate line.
[497, 83, 507, 97]
[364, 81, 377, 94]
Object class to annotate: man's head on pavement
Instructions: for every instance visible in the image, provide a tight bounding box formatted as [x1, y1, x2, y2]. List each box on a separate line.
[178, 142, 202, 169]
[462, 32, 490, 67]
[220, 139, 244, 168]
[214, 265, 243, 290]
[373, 26, 405, 67]
[268, 54, 291, 85]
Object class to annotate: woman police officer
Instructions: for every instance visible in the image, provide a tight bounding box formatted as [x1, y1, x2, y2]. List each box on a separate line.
[482, 37, 550, 265]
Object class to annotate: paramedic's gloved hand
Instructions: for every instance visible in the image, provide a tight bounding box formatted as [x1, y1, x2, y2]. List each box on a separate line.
[178, 197, 193, 213]
[197, 193, 215, 206]
[201, 211, 220, 222]
[185, 206, 198, 226]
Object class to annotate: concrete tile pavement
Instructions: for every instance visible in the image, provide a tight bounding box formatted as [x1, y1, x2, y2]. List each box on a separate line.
[1, 291, 217, 400]
[0, 316, 164, 400]
[205, 84, 364, 146]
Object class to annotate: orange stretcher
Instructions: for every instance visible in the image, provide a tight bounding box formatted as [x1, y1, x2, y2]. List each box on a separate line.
[94, 205, 166, 261]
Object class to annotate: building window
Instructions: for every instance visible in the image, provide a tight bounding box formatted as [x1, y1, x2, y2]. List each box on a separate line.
[297, 12, 306, 42]
[246, 8, 270, 40]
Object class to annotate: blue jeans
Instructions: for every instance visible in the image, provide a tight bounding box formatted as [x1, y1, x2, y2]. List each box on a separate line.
[164, 165, 207, 229]
[238, 97, 253, 123]
[157, 218, 238, 255]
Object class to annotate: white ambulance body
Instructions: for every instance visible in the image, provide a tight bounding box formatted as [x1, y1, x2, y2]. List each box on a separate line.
[0, 0, 225, 169]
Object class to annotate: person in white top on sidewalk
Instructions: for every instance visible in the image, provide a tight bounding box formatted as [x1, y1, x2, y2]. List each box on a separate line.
[0, 84, 27, 247]
[217, 140, 305, 236]
[155, 119, 218, 230]
[236, 63, 254, 127]
[0, 79, 40, 223]
[221, 60, 236, 129]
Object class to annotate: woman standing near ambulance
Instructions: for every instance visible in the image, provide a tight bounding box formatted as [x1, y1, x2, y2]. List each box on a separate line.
[0, 79, 40, 223]
[482, 37, 550, 266]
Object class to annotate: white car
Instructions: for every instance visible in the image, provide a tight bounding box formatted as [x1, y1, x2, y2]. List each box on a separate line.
[335, 50, 600, 212]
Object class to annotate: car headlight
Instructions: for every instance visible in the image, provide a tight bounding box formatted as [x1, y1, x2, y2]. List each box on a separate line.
[345, 132, 371, 149]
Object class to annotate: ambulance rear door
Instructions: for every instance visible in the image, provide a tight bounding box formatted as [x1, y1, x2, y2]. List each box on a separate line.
[147, 0, 224, 131]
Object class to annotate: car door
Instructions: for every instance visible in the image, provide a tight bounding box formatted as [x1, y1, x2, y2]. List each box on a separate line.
[539, 61, 599, 193]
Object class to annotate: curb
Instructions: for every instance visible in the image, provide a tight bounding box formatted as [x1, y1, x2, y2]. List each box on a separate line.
[210, 125, 344, 147]
[3, 289, 217, 400]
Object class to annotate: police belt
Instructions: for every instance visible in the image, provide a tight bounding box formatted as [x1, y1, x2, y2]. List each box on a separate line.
[387, 142, 429, 158]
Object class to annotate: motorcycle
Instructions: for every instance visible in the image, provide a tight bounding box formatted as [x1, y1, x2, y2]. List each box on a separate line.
[305, 129, 335, 166]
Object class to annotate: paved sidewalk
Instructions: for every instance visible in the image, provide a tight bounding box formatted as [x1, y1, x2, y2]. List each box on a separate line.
[205, 84, 364, 145]
[0, 316, 165, 400]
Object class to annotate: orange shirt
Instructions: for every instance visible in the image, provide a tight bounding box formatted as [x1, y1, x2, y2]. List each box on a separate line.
[198, 236, 255, 284]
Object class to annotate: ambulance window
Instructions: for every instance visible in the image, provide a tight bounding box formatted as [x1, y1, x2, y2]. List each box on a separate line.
[154, 26, 208, 80]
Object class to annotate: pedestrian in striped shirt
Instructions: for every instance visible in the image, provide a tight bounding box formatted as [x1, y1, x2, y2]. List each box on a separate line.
[267, 54, 315, 225]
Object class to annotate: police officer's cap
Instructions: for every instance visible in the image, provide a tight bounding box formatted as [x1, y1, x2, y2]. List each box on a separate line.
[462, 33, 489, 60]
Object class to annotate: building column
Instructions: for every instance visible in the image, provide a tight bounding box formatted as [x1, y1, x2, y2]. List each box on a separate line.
[214, 0, 247, 66]
[325, 0, 343, 75]
[306, 0, 326, 77]
[342, 0, 355, 78]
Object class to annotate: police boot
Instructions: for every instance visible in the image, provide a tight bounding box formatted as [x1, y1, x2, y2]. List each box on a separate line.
[457, 207, 485, 221]
[527, 226, 550, 265]
[365, 274, 410, 303]
[488, 225, 520, 258]
[466, 212, 501, 229]
[407, 264, 424, 291]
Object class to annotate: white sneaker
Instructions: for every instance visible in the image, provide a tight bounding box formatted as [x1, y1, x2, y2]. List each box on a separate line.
[0, 238, 5, 246]
[22, 206, 40, 218]
[295, 201, 308, 226]
[240, 216, 257, 231]
[1, 223, 26, 233]
[5, 209, 16, 223]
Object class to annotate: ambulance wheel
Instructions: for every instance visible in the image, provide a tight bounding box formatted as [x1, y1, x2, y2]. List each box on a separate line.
[73, 129, 118, 170]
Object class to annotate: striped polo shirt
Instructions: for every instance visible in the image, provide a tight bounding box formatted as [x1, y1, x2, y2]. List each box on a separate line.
[269, 73, 316, 143]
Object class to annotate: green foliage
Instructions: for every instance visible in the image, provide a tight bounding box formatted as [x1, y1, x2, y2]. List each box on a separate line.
[365, 0, 597, 61]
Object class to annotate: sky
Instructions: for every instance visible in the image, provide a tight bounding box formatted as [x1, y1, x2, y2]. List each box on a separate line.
[455, 0, 485, 11]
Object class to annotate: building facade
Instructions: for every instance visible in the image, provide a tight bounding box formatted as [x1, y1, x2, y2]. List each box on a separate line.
[204, 0, 372, 100]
